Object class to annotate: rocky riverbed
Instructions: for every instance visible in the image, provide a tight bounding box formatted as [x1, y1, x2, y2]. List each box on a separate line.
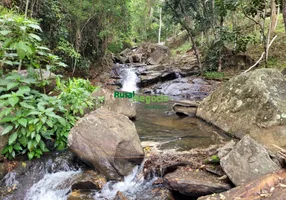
[1, 44, 286, 200]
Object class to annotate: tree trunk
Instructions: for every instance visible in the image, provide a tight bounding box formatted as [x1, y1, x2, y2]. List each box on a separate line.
[158, 7, 162, 44]
[266, 0, 277, 60]
[24, 0, 30, 18]
[283, 0, 286, 32]
[218, 16, 224, 72]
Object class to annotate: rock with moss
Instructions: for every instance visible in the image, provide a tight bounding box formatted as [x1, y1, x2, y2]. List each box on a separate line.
[197, 69, 286, 151]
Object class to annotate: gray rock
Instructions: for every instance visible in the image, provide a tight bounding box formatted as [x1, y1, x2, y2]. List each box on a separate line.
[155, 77, 213, 100]
[197, 69, 286, 151]
[220, 135, 280, 186]
[218, 140, 236, 159]
[68, 109, 144, 180]
[92, 88, 136, 119]
[164, 168, 231, 197]
[172, 101, 199, 116]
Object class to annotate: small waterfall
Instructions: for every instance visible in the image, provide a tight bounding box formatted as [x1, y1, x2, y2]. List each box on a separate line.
[24, 170, 82, 200]
[121, 67, 139, 92]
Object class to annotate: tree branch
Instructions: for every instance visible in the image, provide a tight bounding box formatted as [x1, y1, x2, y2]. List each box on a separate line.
[244, 35, 277, 73]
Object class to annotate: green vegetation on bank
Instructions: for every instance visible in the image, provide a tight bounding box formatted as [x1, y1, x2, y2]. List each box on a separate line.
[0, 8, 97, 160]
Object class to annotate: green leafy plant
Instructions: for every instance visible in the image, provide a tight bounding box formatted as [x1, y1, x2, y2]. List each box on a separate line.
[203, 71, 225, 79]
[0, 10, 66, 78]
[56, 77, 97, 116]
[0, 72, 68, 160]
[0, 72, 99, 160]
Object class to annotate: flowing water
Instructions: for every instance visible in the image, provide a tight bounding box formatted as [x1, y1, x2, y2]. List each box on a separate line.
[24, 171, 82, 200]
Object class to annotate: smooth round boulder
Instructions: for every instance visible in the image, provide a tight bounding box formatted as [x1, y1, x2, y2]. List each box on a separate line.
[68, 109, 144, 180]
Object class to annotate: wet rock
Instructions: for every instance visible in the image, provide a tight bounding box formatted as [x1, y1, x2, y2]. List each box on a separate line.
[217, 140, 236, 159]
[146, 188, 175, 200]
[197, 69, 286, 151]
[0, 125, 8, 162]
[164, 168, 231, 197]
[0, 162, 8, 180]
[139, 70, 177, 87]
[71, 170, 106, 191]
[155, 77, 213, 100]
[198, 169, 286, 200]
[68, 190, 95, 200]
[68, 109, 144, 180]
[92, 88, 136, 119]
[172, 100, 199, 116]
[220, 135, 280, 186]
[114, 191, 128, 200]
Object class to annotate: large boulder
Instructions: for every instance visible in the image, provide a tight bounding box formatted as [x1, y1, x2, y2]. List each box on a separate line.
[68, 109, 144, 180]
[197, 69, 286, 150]
[164, 168, 231, 197]
[92, 88, 136, 119]
[220, 135, 280, 186]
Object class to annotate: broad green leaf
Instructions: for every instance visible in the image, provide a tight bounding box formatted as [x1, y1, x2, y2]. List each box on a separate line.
[8, 96, 19, 106]
[57, 117, 66, 126]
[27, 24, 42, 31]
[18, 118, 28, 127]
[8, 145, 13, 153]
[0, 30, 11, 35]
[2, 125, 13, 135]
[14, 144, 23, 151]
[27, 111, 41, 116]
[2, 146, 9, 154]
[28, 141, 32, 150]
[28, 151, 35, 160]
[36, 134, 41, 143]
[7, 82, 19, 90]
[46, 112, 60, 119]
[0, 60, 14, 66]
[8, 132, 17, 144]
[0, 116, 18, 123]
[46, 120, 53, 128]
[17, 86, 31, 95]
[20, 102, 35, 109]
[29, 33, 42, 41]
[16, 41, 32, 59]
[19, 136, 28, 146]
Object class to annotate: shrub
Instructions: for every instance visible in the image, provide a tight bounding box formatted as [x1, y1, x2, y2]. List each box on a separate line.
[0, 73, 98, 160]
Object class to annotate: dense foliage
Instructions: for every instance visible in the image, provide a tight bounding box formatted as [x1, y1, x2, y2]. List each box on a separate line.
[0, 73, 96, 160]
[0, 7, 97, 160]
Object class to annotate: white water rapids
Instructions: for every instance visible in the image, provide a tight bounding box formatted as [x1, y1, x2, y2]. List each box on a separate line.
[8, 163, 154, 200]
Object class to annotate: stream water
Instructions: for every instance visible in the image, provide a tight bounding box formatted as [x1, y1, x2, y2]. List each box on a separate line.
[0, 66, 230, 200]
